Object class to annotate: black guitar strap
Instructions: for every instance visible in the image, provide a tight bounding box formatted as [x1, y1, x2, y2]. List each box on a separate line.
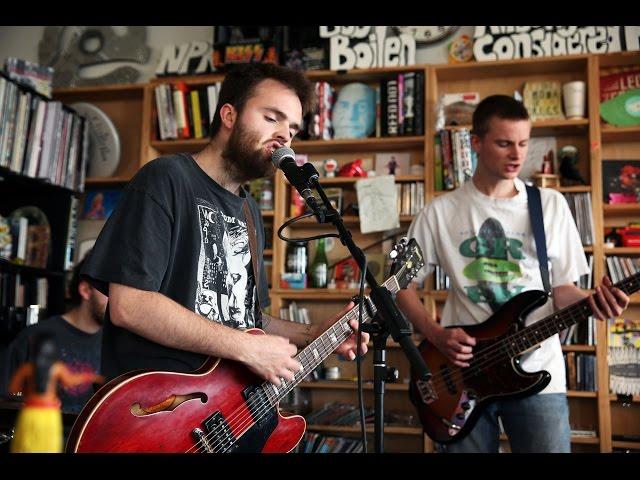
[525, 184, 551, 294]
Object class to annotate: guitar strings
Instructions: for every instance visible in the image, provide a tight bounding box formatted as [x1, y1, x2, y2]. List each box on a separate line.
[405, 274, 640, 405]
[185, 282, 381, 452]
[409, 297, 593, 399]
[188, 272, 638, 452]
[186, 311, 357, 453]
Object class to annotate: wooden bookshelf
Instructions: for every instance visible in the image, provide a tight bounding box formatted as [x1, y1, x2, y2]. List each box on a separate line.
[293, 136, 425, 154]
[444, 118, 589, 136]
[84, 176, 132, 186]
[307, 424, 423, 436]
[0, 259, 65, 278]
[499, 433, 599, 445]
[604, 247, 640, 255]
[282, 215, 415, 226]
[567, 390, 598, 398]
[305, 175, 423, 185]
[601, 125, 640, 143]
[299, 380, 409, 391]
[602, 203, 640, 215]
[612, 440, 640, 450]
[46, 51, 640, 453]
[562, 345, 597, 353]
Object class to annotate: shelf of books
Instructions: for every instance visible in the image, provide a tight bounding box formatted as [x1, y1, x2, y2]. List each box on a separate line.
[562, 345, 597, 353]
[0, 64, 92, 344]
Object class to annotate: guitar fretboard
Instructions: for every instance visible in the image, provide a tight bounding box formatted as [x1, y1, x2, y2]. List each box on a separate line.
[498, 272, 640, 357]
[261, 275, 403, 406]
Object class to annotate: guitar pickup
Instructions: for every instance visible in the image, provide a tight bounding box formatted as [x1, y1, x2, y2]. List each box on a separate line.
[440, 364, 457, 395]
[242, 386, 272, 425]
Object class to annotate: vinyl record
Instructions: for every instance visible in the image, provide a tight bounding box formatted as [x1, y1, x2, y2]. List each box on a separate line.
[70, 102, 121, 177]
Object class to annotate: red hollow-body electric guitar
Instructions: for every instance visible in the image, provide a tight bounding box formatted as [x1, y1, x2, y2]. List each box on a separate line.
[66, 240, 424, 453]
[410, 271, 640, 444]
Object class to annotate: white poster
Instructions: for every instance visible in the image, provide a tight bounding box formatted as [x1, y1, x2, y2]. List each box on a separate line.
[355, 175, 400, 234]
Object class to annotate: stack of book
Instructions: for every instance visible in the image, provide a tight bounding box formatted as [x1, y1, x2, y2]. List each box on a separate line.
[433, 128, 477, 191]
[0, 72, 89, 191]
[154, 81, 221, 140]
[279, 301, 311, 324]
[562, 192, 595, 246]
[296, 432, 364, 453]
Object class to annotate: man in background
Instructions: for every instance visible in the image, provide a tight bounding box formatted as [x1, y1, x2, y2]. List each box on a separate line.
[2, 253, 106, 414]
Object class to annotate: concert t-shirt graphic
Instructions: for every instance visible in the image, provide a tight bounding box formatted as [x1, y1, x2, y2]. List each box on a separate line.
[194, 198, 258, 330]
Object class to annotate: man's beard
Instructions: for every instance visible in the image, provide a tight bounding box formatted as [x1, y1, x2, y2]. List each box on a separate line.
[221, 123, 276, 183]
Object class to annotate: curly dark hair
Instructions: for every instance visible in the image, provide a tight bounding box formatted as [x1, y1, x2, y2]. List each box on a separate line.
[209, 63, 316, 139]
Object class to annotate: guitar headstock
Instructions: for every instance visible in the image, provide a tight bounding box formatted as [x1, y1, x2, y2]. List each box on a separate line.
[389, 237, 425, 289]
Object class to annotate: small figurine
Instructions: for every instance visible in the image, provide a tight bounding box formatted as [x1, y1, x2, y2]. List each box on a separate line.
[8, 334, 104, 453]
[386, 156, 399, 175]
[559, 145, 587, 185]
[323, 158, 338, 178]
[541, 150, 554, 174]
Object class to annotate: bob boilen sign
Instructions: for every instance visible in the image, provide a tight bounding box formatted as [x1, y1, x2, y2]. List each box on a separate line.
[320, 26, 416, 71]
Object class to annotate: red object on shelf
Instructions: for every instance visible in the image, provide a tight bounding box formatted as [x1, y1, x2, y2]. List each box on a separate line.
[337, 159, 367, 177]
[609, 193, 638, 204]
[619, 227, 640, 247]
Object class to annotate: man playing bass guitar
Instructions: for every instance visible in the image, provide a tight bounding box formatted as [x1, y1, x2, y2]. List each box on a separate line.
[397, 95, 629, 453]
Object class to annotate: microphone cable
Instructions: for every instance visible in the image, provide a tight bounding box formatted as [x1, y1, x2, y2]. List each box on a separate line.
[277, 212, 369, 452]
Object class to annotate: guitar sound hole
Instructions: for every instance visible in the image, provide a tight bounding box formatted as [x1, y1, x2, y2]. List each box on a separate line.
[130, 392, 207, 416]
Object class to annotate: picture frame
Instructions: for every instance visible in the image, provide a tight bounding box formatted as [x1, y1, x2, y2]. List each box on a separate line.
[374, 152, 411, 176]
[602, 160, 640, 203]
[323, 187, 343, 213]
[81, 190, 123, 220]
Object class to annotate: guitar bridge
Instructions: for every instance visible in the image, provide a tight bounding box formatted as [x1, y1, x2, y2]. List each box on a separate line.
[195, 411, 236, 453]
[192, 428, 213, 453]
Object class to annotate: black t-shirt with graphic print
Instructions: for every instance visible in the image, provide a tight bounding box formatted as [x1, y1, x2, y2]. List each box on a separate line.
[81, 153, 270, 380]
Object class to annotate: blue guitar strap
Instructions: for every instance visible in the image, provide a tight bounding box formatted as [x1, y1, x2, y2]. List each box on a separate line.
[525, 184, 551, 294]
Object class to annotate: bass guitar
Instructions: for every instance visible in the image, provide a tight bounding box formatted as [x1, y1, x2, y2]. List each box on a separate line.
[410, 272, 640, 444]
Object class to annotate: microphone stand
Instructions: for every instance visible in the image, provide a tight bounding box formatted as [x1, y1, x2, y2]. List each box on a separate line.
[299, 165, 431, 453]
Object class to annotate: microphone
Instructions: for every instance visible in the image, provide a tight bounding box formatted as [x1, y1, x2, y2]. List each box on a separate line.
[271, 146, 322, 219]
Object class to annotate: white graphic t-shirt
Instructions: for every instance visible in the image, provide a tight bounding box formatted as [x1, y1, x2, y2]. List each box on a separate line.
[408, 177, 590, 394]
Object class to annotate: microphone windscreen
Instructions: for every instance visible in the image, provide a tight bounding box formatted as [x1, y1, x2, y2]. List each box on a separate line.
[271, 146, 295, 168]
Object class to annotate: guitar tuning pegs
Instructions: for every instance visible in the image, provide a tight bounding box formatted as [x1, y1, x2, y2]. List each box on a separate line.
[400, 237, 408, 245]
[389, 249, 399, 259]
